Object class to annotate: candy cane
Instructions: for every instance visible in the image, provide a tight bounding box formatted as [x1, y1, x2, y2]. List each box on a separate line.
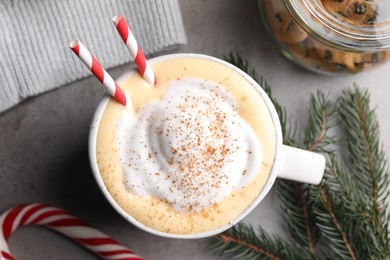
[0, 204, 143, 260]
[70, 40, 129, 107]
[112, 14, 156, 86]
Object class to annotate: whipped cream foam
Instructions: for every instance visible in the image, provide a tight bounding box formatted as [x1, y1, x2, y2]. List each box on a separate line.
[117, 77, 262, 212]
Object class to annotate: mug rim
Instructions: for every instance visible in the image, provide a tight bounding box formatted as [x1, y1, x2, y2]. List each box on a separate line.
[88, 53, 283, 239]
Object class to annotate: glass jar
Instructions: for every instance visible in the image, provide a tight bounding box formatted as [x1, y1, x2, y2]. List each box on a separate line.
[259, 0, 390, 74]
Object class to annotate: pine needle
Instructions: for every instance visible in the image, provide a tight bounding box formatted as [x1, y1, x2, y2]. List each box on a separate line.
[211, 223, 317, 260]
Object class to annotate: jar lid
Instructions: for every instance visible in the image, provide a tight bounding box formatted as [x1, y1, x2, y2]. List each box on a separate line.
[286, 0, 390, 50]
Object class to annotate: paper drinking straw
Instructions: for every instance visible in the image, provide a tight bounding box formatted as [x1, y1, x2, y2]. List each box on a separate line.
[70, 40, 128, 107]
[112, 14, 156, 86]
[0, 203, 143, 260]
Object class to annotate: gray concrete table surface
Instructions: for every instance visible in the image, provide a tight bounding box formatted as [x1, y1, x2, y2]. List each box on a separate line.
[1, 0, 389, 259]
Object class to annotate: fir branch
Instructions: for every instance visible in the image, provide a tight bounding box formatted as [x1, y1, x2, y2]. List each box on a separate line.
[338, 86, 390, 257]
[211, 223, 317, 260]
[310, 86, 390, 259]
[319, 158, 383, 259]
[278, 181, 320, 252]
[339, 87, 389, 225]
[299, 184, 315, 252]
[279, 91, 337, 252]
[315, 183, 358, 260]
[303, 92, 338, 153]
[326, 156, 372, 222]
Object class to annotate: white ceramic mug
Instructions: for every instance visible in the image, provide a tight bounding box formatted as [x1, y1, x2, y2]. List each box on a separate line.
[89, 53, 325, 239]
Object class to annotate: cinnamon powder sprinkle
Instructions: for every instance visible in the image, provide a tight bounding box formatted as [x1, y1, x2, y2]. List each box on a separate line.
[121, 82, 249, 213]
[151, 91, 241, 212]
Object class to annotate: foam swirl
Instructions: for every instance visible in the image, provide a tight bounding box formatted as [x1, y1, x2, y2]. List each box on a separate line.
[117, 78, 262, 212]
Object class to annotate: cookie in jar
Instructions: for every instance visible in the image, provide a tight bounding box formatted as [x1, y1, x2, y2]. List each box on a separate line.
[259, 0, 390, 74]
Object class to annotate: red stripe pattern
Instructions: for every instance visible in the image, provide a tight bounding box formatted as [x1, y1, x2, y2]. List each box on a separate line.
[70, 40, 128, 107]
[113, 15, 156, 85]
[0, 204, 142, 260]
[134, 49, 147, 75]
[19, 204, 47, 226]
[91, 55, 105, 84]
[114, 83, 127, 107]
[1, 250, 14, 260]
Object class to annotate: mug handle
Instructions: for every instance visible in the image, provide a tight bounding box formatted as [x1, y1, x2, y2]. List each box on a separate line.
[277, 145, 326, 185]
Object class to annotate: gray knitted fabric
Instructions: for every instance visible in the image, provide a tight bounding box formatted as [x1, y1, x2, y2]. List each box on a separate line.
[0, 0, 186, 112]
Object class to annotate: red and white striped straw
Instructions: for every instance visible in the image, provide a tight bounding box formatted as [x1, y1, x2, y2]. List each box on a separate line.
[70, 40, 128, 107]
[0, 203, 143, 260]
[112, 15, 156, 86]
